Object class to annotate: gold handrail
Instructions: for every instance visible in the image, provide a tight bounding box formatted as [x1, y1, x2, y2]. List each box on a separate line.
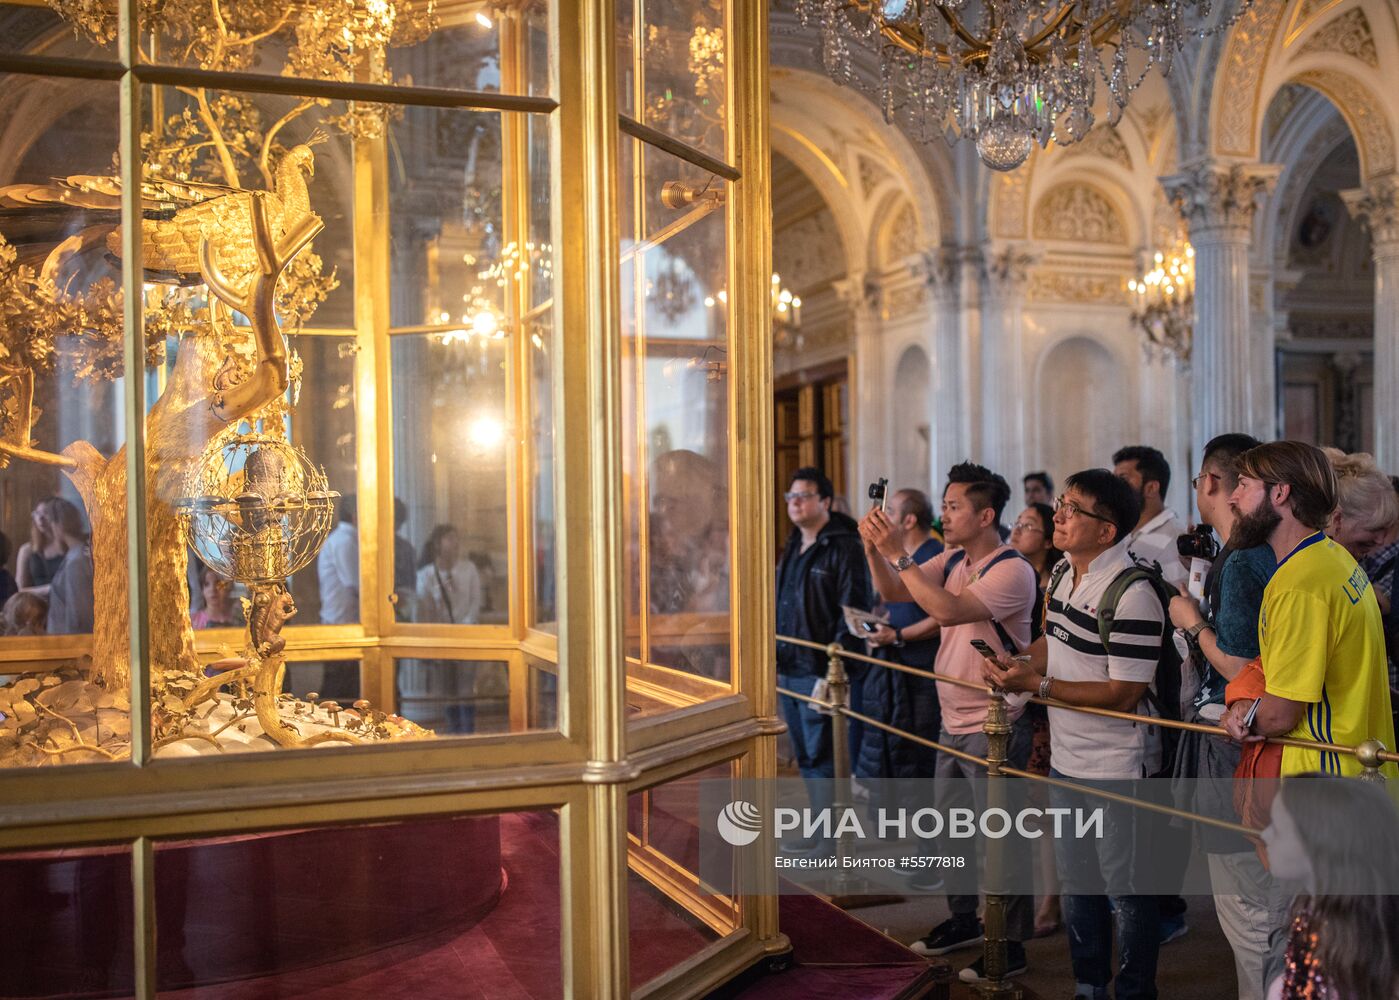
[776, 633, 1399, 765]
[775, 684, 1259, 838]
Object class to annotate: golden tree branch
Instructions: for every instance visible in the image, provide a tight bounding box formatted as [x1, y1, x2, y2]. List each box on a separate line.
[0, 441, 78, 469]
[258, 98, 316, 187]
[178, 86, 241, 189]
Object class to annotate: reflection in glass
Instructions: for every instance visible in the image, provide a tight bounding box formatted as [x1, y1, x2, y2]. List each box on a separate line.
[1, 843, 133, 994]
[391, 336, 510, 626]
[397, 658, 510, 734]
[287, 335, 358, 626]
[619, 138, 732, 700]
[626, 762, 736, 988]
[639, 0, 728, 157]
[146, 813, 562, 995]
[0, 76, 129, 767]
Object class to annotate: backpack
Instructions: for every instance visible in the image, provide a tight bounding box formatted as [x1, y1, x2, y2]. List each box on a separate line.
[1046, 560, 1183, 775]
[945, 547, 1031, 654]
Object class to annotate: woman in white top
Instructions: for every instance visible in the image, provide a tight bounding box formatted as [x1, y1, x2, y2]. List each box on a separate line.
[414, 524, 482, 625]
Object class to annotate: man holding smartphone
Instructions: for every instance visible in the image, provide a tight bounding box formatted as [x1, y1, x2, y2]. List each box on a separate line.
[982, 469, 1166, 1000]
[860, 462, 1038, 984]
[856, 489, 944, 815]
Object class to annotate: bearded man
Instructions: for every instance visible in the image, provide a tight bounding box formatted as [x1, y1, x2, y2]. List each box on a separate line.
[1221, 441, 1398, 779]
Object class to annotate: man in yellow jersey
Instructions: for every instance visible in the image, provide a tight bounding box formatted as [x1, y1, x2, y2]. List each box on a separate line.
[1221, 441, 1398, 778]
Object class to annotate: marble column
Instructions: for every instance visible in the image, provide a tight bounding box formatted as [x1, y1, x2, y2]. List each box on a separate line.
[1342, 175, 1399, 471]
[834, 273, 885, 507]
[977, 244, 1037, 490]
[1161, 161, 1282, 446]
[919, 247, 967, 484]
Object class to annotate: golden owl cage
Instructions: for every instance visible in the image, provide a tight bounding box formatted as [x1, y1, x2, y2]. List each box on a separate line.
[0, 0, 781, 994]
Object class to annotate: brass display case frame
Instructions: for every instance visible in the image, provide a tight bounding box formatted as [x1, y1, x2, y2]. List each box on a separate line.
[0, 0, 784, 994]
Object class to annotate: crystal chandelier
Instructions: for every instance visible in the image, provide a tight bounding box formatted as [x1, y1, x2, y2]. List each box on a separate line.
[772, 272, 803, 330]
[794, 0, 1246, 172]
[1129, 240, 1194, 365]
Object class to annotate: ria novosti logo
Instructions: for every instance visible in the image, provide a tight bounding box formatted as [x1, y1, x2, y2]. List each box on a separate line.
[716, 800, 763, 846]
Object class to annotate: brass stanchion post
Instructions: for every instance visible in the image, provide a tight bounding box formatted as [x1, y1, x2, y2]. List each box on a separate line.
[1356, 738, 1388, 782]
[826, 643, 855, 898]
[978, 690, 1022, 999]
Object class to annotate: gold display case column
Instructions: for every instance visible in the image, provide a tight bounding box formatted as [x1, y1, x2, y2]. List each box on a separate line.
[555, 0, 631, 995]
[726, 0, 786, 954]
[355, 127, 394, 710]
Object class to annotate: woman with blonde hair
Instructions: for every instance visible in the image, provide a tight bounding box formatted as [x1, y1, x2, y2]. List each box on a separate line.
[1322, 448, 1398, 561]
[15, 496, 68, 595]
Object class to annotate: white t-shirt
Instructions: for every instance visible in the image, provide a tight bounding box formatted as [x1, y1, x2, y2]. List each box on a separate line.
[317, 521, 359, 624]
[415, 559, 483, 625]
[1125, 508, 1187, 588]
[1044, 541, 1167, 779]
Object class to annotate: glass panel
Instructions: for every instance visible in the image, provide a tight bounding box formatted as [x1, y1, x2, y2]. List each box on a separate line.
[1, 842, 133, 993]
[619, 139, 731, 711]
[132, 2, 552, 100]
[617, 0, 635, 119]
[285, 335, 358, 627]
[639, 0, 728, 158]
[524, 651, 558, 730]
[0, 2, 116, 60]
[388, 106, 503, 326]
[153, 811, 562, 997]
[390, 334, 510, 627]
[0, 75, 130, 768]
[530, 310, 557, 630]
[626, 763, 737, 989]
[395, 657, 511, 735]
[282, 658, 362, 705]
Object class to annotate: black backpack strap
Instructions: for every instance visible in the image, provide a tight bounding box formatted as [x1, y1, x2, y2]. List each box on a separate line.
[945, 550, 966, 575]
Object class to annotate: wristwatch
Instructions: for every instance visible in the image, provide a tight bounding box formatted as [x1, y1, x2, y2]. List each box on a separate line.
[1039, 676, 1054, 700]
[1185, 621, 1212, 642]
[895, 554, 916, 572]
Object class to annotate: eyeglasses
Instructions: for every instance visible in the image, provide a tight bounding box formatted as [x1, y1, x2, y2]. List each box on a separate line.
[783, 491, 819, 502]
[1011, 521, 1044, 534]
[1053, 496, 1116, 525]
[1191, 471, 1219, 490]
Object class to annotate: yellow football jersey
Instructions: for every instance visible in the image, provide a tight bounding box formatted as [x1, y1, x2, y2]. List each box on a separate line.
[1260, 533, 1398, 778]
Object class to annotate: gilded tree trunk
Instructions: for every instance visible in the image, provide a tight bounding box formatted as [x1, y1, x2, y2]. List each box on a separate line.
[60, 329, 235, 692]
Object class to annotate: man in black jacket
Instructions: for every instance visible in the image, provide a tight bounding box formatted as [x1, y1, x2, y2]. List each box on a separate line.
[776, 467, 871, 848]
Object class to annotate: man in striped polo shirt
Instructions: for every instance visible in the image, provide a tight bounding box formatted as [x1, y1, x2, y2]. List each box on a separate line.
[984, 469, 1166, 1000]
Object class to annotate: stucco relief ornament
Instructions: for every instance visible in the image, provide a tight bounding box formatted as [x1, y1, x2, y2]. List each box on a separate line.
[794, 0, 1252, 172]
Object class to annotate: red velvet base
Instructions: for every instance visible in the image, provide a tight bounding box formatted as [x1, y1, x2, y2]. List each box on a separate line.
[4, 815, 502, 998]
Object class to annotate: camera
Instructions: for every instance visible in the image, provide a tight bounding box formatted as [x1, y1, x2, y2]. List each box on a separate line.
[868, 477, 888, 511]
[1176, 524, 1220, 561]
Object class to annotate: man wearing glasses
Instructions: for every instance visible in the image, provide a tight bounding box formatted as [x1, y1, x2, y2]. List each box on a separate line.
[984, 469, 1167, 1000]
[775, 466, 871, 851]
[1165, 433, 1282, 1000]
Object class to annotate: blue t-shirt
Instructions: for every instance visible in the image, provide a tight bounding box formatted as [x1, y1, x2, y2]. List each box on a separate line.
[884, 537, 945, 666]
[1195, 543, 1277, 709]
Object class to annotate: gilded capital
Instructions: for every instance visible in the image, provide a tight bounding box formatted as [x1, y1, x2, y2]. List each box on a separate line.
[1342, 174, 1399, 250]
[1160, 162, 1283, 239]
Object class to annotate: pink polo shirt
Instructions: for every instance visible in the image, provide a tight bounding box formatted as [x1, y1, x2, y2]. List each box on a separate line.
[922, 545, 1038, 735]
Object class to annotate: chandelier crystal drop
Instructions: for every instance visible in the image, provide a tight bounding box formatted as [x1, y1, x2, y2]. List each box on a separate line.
[795, 0, 1248, 171]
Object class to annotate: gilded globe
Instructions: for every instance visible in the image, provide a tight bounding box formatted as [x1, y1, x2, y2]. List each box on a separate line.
[175, 434, 339, 584]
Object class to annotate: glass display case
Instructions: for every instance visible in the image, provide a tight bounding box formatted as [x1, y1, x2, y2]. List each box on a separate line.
[0, 0, 779, 995]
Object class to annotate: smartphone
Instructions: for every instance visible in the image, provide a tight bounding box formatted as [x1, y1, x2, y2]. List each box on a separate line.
[1243, 696, 1263, 730]
[969, 639, 1001, 661]
[860, 620, 879, 634]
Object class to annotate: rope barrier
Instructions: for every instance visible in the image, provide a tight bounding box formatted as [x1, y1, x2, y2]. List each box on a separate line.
[774, 631, 1392, 997]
